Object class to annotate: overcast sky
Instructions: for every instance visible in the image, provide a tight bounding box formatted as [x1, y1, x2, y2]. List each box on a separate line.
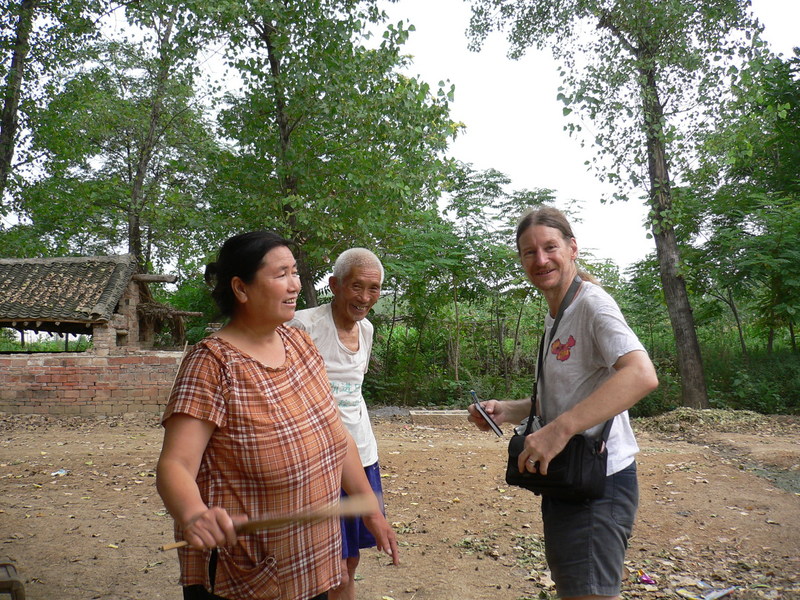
[381, 0, 799, 270]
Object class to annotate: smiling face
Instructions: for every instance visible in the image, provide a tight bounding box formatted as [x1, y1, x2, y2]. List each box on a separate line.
[330, 264, 382, 327]
[517, 224, 578, 299]
[232, 245, 301, 326]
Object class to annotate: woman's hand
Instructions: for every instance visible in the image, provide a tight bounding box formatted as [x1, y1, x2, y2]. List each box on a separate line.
[181, 507, 249, 550]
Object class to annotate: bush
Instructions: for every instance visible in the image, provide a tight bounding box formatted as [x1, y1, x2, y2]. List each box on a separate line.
[705, 351, 800, 414]
[0, 330, 91, 352]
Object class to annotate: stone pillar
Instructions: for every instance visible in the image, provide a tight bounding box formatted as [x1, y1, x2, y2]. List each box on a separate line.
[92, 323, 113, 356]
[118, 281, 141, 346]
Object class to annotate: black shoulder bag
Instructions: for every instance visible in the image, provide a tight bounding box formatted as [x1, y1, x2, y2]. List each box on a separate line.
[505, 276, 612, 501]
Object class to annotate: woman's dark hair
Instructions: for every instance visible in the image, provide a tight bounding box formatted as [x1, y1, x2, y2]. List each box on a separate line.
[515, 205, 575, 253]
[204, 231, 294, 318]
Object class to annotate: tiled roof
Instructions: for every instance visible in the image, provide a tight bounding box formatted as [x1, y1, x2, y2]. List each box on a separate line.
[0, 255, 136, 325]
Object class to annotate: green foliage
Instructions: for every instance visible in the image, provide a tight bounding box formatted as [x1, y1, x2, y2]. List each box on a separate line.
[10, 9, 221, 271]
[0, 331, 91, 352]
[629, 359, 680, 418]
[705, 352, 800, 414]
[1, 0, 796, 418]
[466, 0, 762, 202]
[0, 0, 105, 206]
[153, 267, 220, 344]
[622, 278, 800, 416]
[685, 52, 800, 351]
[363, 228, 799, 416]
[199, 1, 458, 301]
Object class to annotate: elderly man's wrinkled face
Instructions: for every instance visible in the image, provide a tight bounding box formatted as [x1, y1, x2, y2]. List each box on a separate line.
[330, 265, 381, 326]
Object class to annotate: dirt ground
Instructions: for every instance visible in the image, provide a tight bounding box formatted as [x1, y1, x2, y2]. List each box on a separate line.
[1, 409, 798, 600]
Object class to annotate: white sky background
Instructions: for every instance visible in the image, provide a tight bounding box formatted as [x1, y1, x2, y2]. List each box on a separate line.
[381, 0, 799, 270]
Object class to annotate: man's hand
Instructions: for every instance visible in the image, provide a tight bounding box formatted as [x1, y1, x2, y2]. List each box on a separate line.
[467, 399, 506, 431]
[518, 421, 572, 476]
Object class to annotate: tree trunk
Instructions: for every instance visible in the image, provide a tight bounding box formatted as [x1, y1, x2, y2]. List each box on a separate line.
[451, 274, 460, 382]
[639, 64, 709, 409]
[727, 288, 748, 357]
[493, 297, 509, 391]
[255, 16, 317, 306]
[128, 209, 142, 268]
[509, 294, 527, 393]
[384, 286, 398, 376]
[0, 0, 36, 202]
[712, 287, 748, 357]
[294, 243, 318, 307]
[406, 311, 431, 405]
[129, 6, 178, 272]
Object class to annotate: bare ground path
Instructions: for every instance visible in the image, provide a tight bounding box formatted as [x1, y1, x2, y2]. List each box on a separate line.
[1, 409, 797, 600]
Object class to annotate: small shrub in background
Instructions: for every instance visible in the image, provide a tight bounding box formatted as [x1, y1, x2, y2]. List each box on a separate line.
[706, 352, 799, 414]
[0, 330, 91, 352]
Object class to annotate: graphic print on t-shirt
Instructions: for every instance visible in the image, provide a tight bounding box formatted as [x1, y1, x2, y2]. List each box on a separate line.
[550, 335, 576, 362]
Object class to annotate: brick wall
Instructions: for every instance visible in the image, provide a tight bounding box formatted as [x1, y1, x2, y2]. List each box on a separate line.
[0, 350, 186, 415]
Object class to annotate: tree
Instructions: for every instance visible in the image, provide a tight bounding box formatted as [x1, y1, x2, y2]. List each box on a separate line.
[466, 0, 765, 408]
[688, 52, 800, 353]
[11, 4, 220, 272]
[0, 0, 102, 208]
[198, 1, 457, 306]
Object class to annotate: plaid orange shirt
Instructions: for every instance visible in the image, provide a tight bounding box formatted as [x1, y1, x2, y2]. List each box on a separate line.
[162, 326, 347, 600]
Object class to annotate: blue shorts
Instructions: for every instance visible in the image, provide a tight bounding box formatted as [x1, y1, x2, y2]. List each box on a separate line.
[340, 462, 384, 559]
[541, 462, 638, 598]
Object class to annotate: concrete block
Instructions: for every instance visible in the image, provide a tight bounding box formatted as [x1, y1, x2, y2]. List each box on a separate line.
[408, 409, 469, 427]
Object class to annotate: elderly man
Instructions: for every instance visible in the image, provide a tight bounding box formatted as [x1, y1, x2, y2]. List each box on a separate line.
[287, 248, 387, 600]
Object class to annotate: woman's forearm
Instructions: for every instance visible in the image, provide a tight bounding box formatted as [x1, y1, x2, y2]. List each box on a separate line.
[156, 458, 209, 528]
[156, 415, 215, 528]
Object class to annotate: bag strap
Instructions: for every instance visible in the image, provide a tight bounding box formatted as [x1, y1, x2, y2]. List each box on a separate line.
[523, 276, 612, 440]
[522, 275, 580, 434]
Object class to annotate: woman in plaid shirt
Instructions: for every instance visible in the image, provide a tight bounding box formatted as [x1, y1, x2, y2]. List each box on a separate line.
[157, 231, 398, 600]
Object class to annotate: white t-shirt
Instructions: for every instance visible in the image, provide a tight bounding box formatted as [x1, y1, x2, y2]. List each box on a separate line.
[539, 282, 646, 475]
[287, 303, 378, 467]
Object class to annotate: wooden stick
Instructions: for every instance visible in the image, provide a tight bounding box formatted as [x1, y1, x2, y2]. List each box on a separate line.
[160, 494, 375, 552]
